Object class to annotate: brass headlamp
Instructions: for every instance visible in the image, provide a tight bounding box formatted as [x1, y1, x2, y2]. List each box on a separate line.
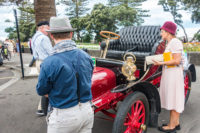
[122, 53, 137, 81]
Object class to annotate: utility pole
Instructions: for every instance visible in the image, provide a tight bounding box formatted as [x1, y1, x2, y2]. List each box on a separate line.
[14, 9, 25, 79]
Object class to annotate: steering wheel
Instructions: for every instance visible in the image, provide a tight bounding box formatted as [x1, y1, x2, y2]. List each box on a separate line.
[123, 52, 137, 64]
[100, 31, 120, 40]
[99, 31, 120, 58]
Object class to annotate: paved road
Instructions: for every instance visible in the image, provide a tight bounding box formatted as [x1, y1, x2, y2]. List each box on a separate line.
[0, 53, 199, 133]
[0, 67, 14, 86]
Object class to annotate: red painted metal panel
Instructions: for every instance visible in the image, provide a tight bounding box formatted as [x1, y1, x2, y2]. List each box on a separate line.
[92, 90, 125, 113]
[91, 67, 116, 99]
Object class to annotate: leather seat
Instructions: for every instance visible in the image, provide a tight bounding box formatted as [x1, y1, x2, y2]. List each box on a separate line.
[104, 26, 162, 60]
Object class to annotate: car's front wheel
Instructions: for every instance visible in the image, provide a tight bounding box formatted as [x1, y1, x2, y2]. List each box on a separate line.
[112, 92, 149, 133]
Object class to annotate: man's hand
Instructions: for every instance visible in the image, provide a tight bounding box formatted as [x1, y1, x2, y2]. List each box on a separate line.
[44, 94, 48, 98]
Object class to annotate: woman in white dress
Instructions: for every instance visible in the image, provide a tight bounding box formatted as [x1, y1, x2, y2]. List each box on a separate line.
[153, 21, 184, 133]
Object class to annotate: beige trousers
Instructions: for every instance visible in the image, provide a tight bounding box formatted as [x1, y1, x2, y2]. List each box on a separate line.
[36, 60, 42, 72]
[36, 60, 43, 110]
[47, 102, 94, 133]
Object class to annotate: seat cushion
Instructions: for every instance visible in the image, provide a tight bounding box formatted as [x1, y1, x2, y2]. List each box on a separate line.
[107, 26, 161, 59]
[106, 50, 151, 60]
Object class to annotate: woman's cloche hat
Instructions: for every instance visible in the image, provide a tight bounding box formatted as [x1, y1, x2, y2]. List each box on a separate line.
[46, 17, 76, 33]
[160, 21, 177, 35]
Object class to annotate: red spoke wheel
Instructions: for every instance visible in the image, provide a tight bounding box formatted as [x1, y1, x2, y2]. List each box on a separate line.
[112, 92, 149, 133]
[184, 70, 192, 104]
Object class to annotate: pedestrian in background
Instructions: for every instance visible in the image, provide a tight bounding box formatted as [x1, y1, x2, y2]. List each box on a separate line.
[36, 17, 94, 133]
[10, 40, 16, 56]
[4, 39, 14, 58]
[16, 40, 20, 55]
[31, 21, 53, 116]
[8, 40, 15, 57]
[153, 21, 184, 133]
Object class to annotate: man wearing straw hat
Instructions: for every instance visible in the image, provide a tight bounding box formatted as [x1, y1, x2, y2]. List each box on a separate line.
[36, 16, 94, 133]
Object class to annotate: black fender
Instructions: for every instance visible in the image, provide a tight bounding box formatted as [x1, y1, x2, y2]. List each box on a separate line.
[186, 64, 196, 82]
[130, 81, 161, 127]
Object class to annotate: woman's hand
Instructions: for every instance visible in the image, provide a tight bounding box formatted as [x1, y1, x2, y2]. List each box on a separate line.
[152, 59, 164, 66]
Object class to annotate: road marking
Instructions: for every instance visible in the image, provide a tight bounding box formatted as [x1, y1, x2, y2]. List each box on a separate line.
[0, 70, 20, 92]
[0, 77, 16, 80]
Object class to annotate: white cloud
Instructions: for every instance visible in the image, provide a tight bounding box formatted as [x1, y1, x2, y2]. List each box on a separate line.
[0, 5, 16, 38]
[142, 0, 160, 9]
[0, 36, 6, 41]
[0, 13, 15, 23]
[178, 27, 200, 37]
[142, 0, 173, 25]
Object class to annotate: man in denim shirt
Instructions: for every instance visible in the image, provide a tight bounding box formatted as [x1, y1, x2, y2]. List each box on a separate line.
[36, 17, 94, 133]
[32, 21, 53, 116]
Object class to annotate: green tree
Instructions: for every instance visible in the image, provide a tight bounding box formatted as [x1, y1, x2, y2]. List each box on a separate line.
[5, 26, 26, 41]
[61, 0, 89, 18]
[190, 29, 200, 42]
[181, 0, 200, 24]
[108, 0, 149, 26]
[82, 32, 93, 43]
[70, 16, 91, 42]
[85, 4, 117, 42]
[5, 21, 36, 42]
[5, 0, 36, 42]
[0, 0, 56, 30]
[19, 0, 36, 40]
[61, 0, 89, 41]
[159, 0, 188, 41]
[1, 0, 56, 42]
[194, 33, 200, 41]
[181, 0, 200, 42]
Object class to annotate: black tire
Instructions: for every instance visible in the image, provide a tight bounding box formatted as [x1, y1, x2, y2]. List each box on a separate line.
[184, 70, 192, 104]
[112, 92, 149, 133]
[41, 96, 49, 116]
[0, 51, 2, 58]
[0, 56, 3, 66]
[1, 50, 6, 60]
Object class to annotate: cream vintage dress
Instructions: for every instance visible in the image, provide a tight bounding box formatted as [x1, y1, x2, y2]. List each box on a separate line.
[159, 38, 184, 113]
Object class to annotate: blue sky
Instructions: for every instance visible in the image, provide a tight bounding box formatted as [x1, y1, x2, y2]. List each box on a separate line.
[0, 0, 199, 40]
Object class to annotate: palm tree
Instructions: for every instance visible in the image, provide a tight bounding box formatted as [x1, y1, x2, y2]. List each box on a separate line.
[34, 0, 56, 25]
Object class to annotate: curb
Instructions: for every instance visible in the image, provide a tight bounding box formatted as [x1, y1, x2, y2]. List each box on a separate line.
[3, 64, 38, 79]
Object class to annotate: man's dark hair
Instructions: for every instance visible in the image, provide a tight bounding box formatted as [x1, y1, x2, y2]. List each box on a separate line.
[51, 32, 71, 40]
[37, 21, 49, 27]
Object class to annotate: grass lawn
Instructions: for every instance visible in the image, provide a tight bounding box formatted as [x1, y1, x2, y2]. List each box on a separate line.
[76, 42, 100, 50]
[77, 42, 99, 45]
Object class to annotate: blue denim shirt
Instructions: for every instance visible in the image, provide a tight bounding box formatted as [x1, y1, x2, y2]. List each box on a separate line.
[36, 49, 94, 109]
[32, 31, 53, 60]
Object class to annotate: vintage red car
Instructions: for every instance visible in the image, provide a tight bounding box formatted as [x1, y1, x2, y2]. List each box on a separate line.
[90, 26, 196, 133]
